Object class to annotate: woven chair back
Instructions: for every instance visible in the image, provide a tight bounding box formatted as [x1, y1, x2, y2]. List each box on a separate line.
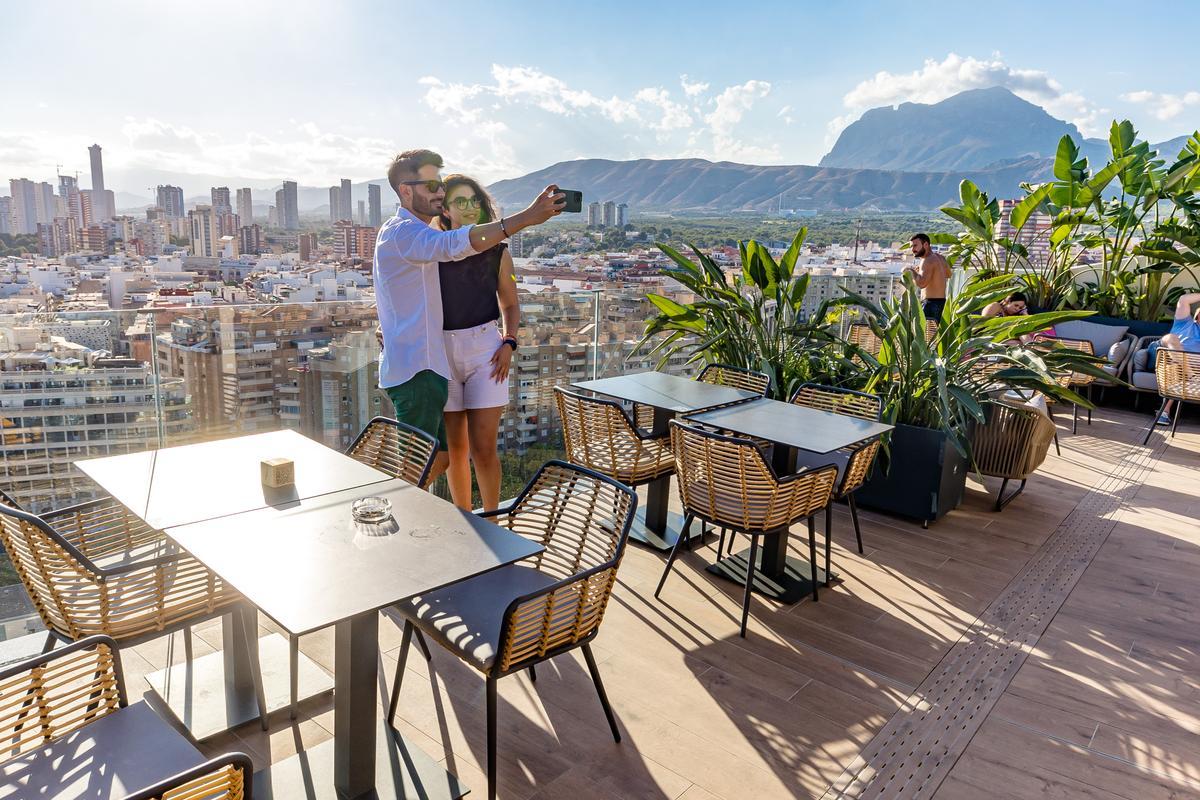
[0, 508, 87, 639]
[696, 364, 770, 396]
[847, 324, 882, 357]
[791, 384, 881, 421]
[0, 637, 123, 759]
[494, 462, 636, 673]
[971, 402, 1056, 479]
[347, 417, 438, 487]
[1156, 349, 1200, 402]
[555, 388, 671, 483]
[670, 421, 836, 532]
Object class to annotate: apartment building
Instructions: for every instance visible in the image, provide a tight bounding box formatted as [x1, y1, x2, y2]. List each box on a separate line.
[0, 331, 192, 512]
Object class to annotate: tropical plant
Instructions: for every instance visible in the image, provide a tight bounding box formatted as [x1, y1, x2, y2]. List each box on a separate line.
[837, 273, 1112, 457]
[939, 122, 1200, 320]
[635, 228, 853, 400]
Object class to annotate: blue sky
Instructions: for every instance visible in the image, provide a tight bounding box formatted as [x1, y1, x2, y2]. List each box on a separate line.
[4, 0, 1199, 195]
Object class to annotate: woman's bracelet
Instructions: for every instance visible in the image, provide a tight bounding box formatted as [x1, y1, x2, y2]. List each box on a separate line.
[500, 217, 510, 238]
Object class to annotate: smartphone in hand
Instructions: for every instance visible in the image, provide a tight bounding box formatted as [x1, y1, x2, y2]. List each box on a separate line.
[560, 190, 583, 213]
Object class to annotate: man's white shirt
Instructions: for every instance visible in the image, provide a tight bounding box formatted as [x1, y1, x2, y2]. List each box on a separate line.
[373, 208, 476, 388]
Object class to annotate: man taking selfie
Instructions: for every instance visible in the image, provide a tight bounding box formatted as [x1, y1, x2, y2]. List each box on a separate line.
[374, 149, 564, 482]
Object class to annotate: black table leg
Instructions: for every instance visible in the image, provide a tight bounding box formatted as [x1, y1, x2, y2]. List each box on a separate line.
[335, 612, 378, 798]
[629, 406, 690, 551]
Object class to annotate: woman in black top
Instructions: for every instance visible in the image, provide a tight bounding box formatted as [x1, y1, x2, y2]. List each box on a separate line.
[437, 175, 519, 511]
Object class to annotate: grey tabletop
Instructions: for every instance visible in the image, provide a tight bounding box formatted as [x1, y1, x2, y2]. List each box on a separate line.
[687, 397, 894, 454]
[574, 371, 758, 412]
[75, 429, 392, 530]
[165, 479, 544, 636]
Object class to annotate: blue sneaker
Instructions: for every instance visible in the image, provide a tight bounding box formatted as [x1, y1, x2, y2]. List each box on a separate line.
[1156, 412, 1171, 426]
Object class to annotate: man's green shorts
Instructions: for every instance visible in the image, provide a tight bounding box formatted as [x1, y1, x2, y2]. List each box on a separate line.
[385, 369, 448, 451]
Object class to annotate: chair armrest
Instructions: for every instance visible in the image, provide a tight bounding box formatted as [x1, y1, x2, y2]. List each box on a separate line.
[94, 548, 192, 579]
[120, 752, 255, 800]
[476, 504, 515, 519]
[0, 635, 126, 759]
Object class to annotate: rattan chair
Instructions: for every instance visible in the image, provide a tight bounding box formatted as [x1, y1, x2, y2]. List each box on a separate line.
[658, 420, 837, 636]
[556, 386, 675, 486]
[121, 752, 254, 800]
[633, 363, 769, 430]
[789, 384, 883, 568]
[0, 635, 247, 800]
[847, 323, 882, 357]
[283, 417, 440, 718]
[1042, 336, 1097, 435]
[384, 461, 637, 800]
[0, 494, 247, 646]
[970, 401, 1057, 510]
[345, 416, 439, 488]
[1141, 349, 1200, 444]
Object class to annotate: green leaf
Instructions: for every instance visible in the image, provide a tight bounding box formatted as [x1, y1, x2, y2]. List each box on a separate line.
[1010, 183, 1053, 232]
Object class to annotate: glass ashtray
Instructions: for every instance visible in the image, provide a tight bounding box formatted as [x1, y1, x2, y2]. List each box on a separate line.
[352, 496, 392, 523]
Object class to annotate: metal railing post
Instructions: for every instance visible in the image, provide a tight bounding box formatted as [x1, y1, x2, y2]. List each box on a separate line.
[148, 312, 166, 448]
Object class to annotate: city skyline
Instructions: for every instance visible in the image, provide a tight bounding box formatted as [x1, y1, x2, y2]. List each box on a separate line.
[3, 1, 1200, 193]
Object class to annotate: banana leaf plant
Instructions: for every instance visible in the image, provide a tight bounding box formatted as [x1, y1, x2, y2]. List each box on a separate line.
[635, 228, 853, 400]
[835, 272, 1114, 458]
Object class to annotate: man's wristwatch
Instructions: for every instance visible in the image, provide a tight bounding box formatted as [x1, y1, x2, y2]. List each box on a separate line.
[502, 336, 518, 352]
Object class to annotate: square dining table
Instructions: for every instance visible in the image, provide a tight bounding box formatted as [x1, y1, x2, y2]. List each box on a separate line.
[686, 397, 893, 603]
[167, 478, 544, 800]
[74, 429, 393, 739]
[572, 371, 759, 550]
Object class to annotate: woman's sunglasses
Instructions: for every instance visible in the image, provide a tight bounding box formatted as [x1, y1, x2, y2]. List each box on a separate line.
[447, 196, 482, 212]
[400, 179, 445, 193]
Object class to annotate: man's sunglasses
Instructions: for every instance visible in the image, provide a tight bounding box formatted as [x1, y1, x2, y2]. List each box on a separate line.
[400, 179, 445, 193]
[447, 196, 482, 211]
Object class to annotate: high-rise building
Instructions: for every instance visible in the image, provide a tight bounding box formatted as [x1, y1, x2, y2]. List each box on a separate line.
[236, 188, 253, 225]
[268, 204, 279, 228]
[188, 204, 220, 257]
[368, 183, 382, 227]
[280, 180, 299, 230]
[616, 203, 628, 228]
[58, 175, 84, 227]
[156, 185, 185, 218]
[602, 200, 616, 227]
[997, 198, 1052, 266]
[328, 186, 341, 222]
[37, 218, 80, 257]
[0, 341, 192, 512]
[298, 232, 316, 261]
[211, 187, 232, 215]
[131, 218, 169, 256]
[334, 220, 376, 260]
[210, 186, 237, 235]
[238, 224, 263, 256]
[587, 201, 602, 228]
[0, 197, 12, 235]
[357, 200, 365, 225]
[340, 178, 351, 225]
[9, 179, 39, 234]
[33, 182, 56, 225]
[87, 144, 114, 220]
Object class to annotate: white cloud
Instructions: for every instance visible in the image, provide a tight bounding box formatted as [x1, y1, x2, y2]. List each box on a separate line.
[1122, 89, 1200, 121]
[705, 80, 778, 162]
[680, 75, 709, 97]
[832, 53, 1105, 139]
[634, 87, 693, 132]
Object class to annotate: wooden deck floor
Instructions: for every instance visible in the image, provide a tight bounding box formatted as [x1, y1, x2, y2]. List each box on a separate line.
[115, 406, 1200, 799]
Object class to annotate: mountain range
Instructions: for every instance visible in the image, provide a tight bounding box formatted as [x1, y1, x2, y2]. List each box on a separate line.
[488, 88, 1191, 213]
[111, 88, 1192, 215]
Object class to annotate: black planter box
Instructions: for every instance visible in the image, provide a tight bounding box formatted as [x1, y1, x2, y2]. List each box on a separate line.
[855, 423, 967, 525]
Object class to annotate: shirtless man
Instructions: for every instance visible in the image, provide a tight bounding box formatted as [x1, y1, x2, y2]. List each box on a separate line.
[1151, 291, 1200, 424]
[907, 233, 951, 323]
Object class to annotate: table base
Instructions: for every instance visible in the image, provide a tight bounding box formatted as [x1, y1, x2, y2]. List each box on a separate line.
[251, 722, 467, 800]
[629, 508, 698, 551]
[705, 547, 837, 604]
[145, 632, 333, 740]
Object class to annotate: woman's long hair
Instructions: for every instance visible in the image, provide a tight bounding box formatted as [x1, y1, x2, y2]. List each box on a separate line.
[438, 174, 498, 229]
